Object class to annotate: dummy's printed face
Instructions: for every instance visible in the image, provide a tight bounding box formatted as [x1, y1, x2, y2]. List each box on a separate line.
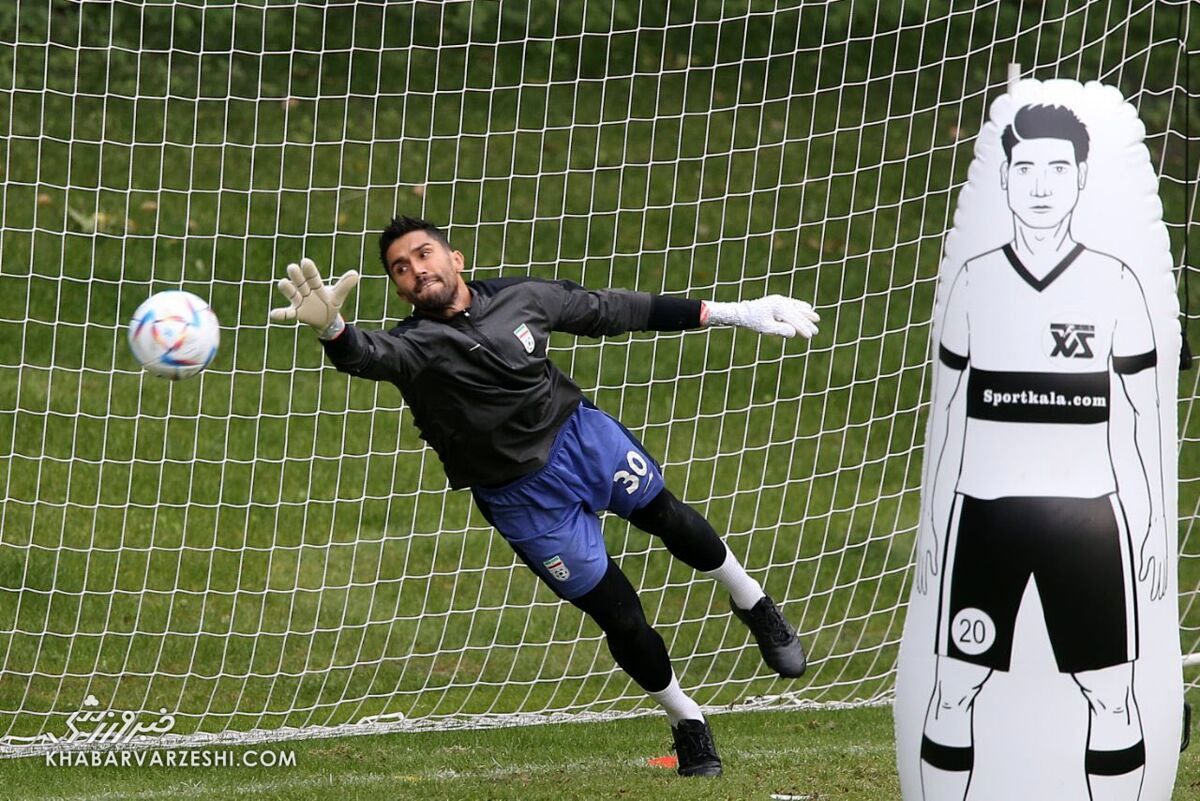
[1001, 137, 1088, 230]
[385, 231, 465, 312]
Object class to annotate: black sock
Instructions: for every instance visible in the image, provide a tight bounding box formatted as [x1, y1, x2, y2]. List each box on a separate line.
[1085, 741, 1145, 776]
[921, 735, 974, 772]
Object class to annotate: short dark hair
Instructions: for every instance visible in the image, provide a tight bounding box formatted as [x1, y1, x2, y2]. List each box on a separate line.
[1001, 104, 1090, 163]
[378, 216, 451, 273]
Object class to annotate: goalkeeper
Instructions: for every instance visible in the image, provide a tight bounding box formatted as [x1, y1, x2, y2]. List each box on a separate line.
[270, 216, 818, 777]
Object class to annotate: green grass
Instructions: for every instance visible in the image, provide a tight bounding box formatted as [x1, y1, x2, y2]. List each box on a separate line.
[0, 0, 1199, 783]
[1, 707, 900, 801]
[2, 704, 1196, 801]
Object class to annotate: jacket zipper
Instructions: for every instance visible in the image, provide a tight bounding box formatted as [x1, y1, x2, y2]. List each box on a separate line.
[462, 309, 517, 369]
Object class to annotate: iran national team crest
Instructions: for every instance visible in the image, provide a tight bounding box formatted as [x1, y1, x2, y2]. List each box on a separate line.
[542, 555, 570, 581]
[513, 323, 535, 354]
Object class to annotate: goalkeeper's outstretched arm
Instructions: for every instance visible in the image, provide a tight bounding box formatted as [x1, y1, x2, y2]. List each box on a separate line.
[269, 257, 415, 384]
[269, 258, 820, 385]
[548, 280, 820, 340]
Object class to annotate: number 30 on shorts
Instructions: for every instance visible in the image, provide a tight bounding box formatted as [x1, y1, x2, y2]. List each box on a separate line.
[613, 450, 649, 494]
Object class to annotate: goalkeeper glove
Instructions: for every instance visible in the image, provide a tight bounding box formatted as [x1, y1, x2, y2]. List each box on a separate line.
[703, 296, 820, 339]
[269, 258, 360, 340]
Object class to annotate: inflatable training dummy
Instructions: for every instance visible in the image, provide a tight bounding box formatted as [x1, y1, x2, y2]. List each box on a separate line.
[895, 79, 1183, 801]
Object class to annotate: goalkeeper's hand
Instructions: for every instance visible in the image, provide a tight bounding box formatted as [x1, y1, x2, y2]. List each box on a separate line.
[269, 258, 360, 340]
[703, 295, 819, 339]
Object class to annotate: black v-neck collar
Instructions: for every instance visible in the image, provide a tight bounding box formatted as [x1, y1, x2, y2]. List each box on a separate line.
[1002, 241, 1085, 292]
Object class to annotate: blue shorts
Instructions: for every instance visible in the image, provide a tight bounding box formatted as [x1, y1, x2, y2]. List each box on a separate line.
[472, 402, 665, 599]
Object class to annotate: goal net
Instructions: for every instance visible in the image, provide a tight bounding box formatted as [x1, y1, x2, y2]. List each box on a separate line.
[1, 0, 1196, 753]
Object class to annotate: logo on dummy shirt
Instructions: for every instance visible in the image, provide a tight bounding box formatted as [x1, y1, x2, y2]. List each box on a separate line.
[1048, 322, 1096, 359]
[543, 555, 570, 581]
[513, 323, 535, 354]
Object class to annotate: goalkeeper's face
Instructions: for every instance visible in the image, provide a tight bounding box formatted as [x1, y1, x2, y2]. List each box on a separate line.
[385, 231, 468, 315]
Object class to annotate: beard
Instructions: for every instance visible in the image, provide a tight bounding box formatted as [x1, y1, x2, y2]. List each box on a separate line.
[409, 276, 459, 313]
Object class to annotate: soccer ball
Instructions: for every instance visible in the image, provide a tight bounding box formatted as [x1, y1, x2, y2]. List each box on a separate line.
[127, 290, 220, 380]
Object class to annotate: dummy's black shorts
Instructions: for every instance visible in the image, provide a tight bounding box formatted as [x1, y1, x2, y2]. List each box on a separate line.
[937, 494, 1136, 673]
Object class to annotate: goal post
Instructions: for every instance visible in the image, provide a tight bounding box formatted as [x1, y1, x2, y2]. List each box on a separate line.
[0, 0, 1196, 754]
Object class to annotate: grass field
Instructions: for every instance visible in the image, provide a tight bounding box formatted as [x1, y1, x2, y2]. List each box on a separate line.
[1, 0, 1199, 795]
[1, 707, 904, 800]
[0, 706, 1193, 801]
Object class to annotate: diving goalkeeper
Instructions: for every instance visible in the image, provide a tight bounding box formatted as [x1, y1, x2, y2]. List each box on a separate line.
[269, 216, 818, 777]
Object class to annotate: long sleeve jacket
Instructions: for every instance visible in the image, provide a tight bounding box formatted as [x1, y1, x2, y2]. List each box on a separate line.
[321, 276, 701, 488]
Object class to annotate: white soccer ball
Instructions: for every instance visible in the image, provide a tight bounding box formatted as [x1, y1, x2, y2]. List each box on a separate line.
[127, 290, 220, 380]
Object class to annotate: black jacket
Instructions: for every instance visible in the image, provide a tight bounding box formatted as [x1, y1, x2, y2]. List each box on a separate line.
[321, 277, 701, 488]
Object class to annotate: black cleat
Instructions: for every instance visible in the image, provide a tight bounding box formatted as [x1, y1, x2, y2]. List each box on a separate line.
[732, 595, 808, 678]
[671, 718, 723, 777]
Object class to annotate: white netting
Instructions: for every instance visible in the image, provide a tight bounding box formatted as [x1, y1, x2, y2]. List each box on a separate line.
[0, 0, 1196, 754]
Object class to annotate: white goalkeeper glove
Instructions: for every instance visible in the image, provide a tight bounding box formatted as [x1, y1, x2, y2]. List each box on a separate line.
[703, 295, 820, 339]
[269, 257, 360, 340]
